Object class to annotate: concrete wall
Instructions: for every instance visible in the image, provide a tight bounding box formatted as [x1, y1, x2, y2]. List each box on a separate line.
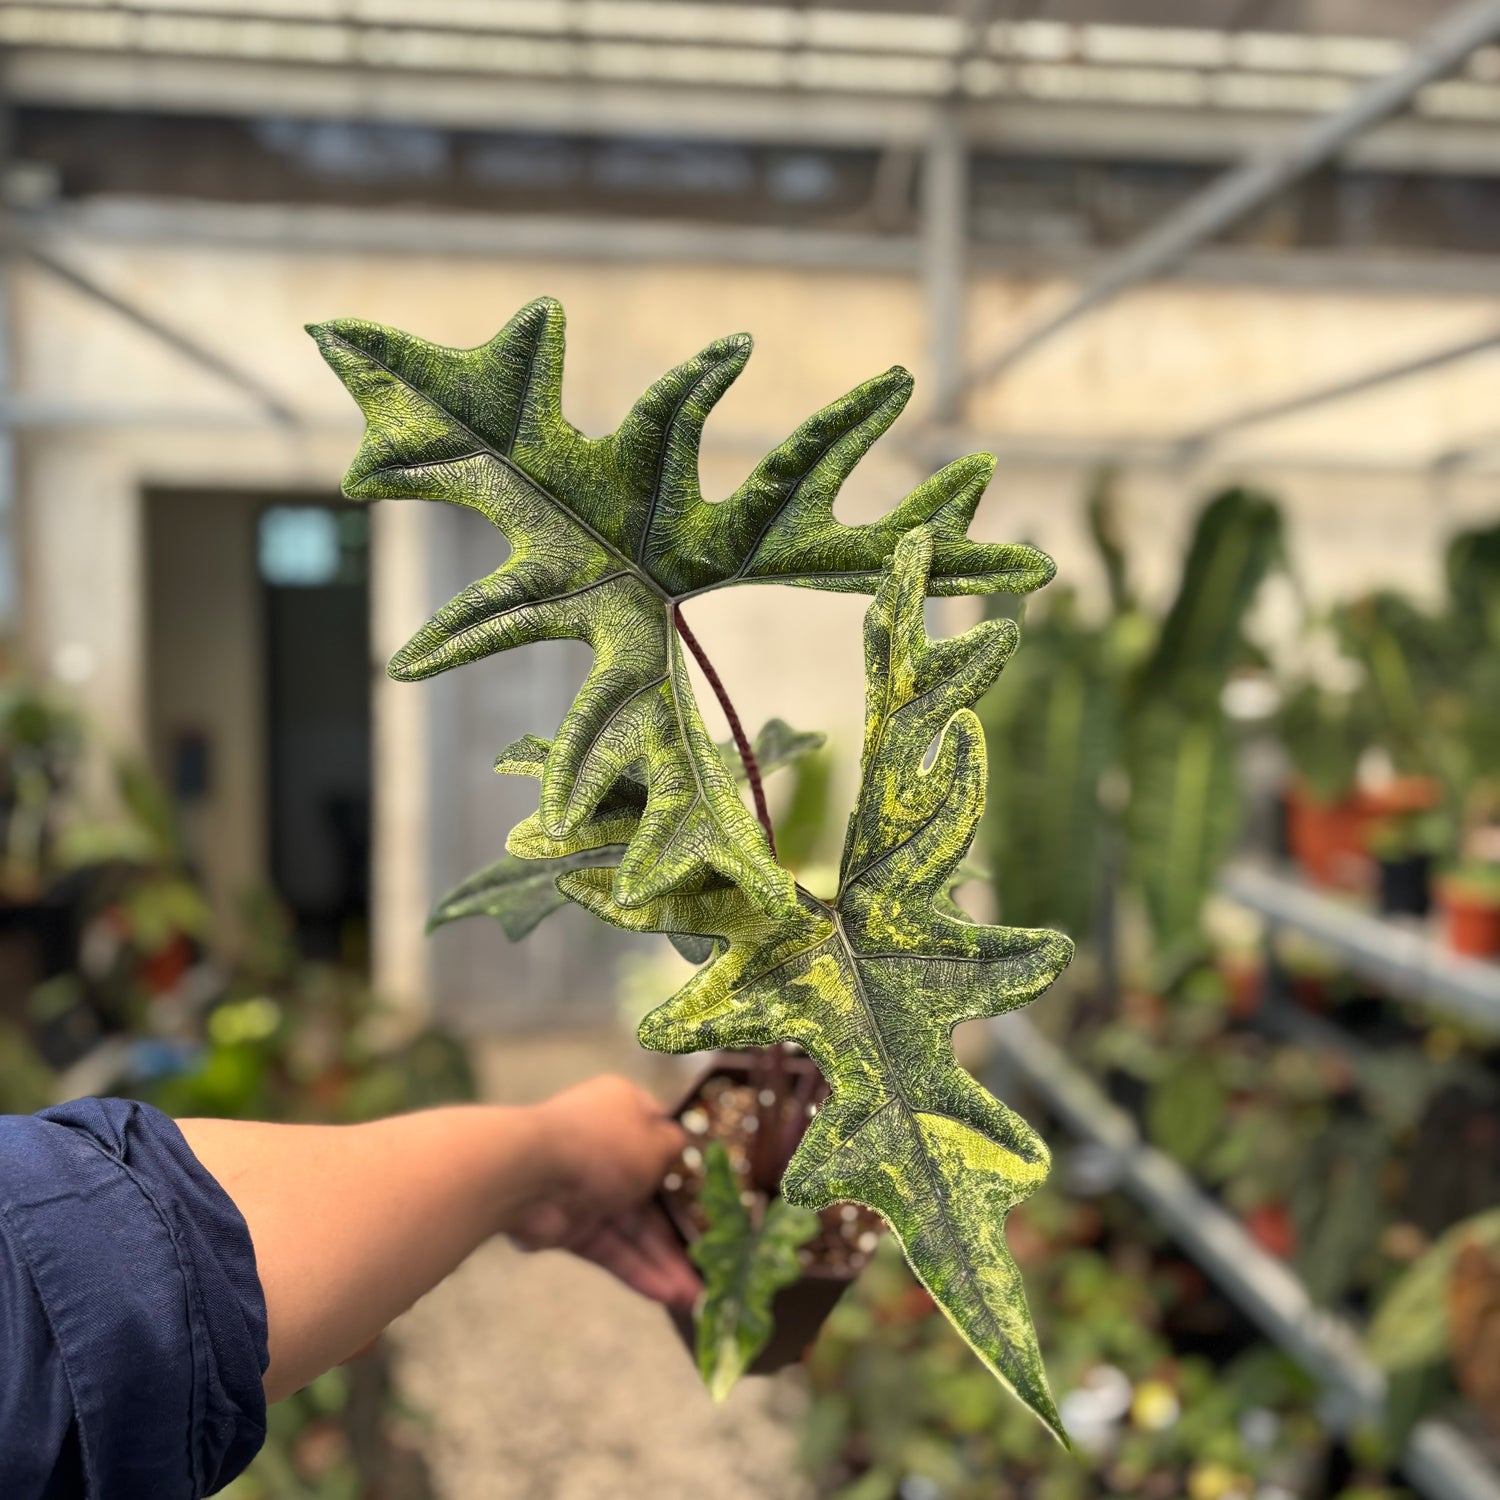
[12, 227, 1500, 1023]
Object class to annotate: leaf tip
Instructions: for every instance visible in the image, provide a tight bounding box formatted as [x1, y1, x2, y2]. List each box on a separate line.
[515, 294, 565, 326]
[879, 364, 915, 396]
[424, 907, 451, 935]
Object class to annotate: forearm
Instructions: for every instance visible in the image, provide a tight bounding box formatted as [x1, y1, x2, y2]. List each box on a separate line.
[178, 1105, 549, 1403]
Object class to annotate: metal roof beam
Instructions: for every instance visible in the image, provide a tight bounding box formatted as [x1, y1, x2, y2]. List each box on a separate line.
[1, 228, 299, 426]
[955, 0, 1500, 394]
[1172, 322, 1500, 459]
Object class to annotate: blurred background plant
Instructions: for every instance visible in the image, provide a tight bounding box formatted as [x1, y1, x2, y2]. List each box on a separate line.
[981, 480, 1286, 987]
[2, 463, 1496, 1498]
[792, 482, 1500, 1498]
[0, 685, 472, 1500]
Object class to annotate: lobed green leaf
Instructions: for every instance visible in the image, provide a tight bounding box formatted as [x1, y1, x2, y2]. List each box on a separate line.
[311, 298, 1053, 915]
[559, 528, 1072, 1440]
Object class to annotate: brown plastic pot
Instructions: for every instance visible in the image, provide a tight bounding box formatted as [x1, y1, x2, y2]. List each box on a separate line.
[658, 1051, 863, 1375]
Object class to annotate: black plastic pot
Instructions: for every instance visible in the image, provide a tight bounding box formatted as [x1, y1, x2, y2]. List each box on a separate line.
[1377, 852, 1431, 918]
[659, 1051, 860, 1375]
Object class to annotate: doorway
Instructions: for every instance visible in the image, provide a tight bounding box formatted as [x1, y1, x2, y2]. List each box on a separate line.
[145, 491, 372, 964]
[259, 504, 372, 962]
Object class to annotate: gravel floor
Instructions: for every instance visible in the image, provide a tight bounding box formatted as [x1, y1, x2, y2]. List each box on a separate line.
[387, 1031, 816, 1500]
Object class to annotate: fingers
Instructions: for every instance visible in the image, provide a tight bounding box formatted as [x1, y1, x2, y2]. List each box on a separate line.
[574, 1207, 701, 1311]
[646, 1107, 689, 1175]
[532, 1073, 689, 1221]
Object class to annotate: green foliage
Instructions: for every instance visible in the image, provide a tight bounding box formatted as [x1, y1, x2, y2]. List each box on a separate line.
[734, 719, 828, 781]
[1288, 518, 1500, 827]
[1145, 1062, 1228, 1172]
[1442, 862, 1500, 900]
[982, 484, 1284, 958]
[1277, 681, 1371, 805]
[1331, 592, 1450, 779]
[1446, 520, 1500, 657]
[140, 920, 474, 1126]
[426, 718, 825, 942]
[316, 301, 1070, 1428]
[1125, 704, 1239, 964]
[1367, 1208, 1500, 1372]
[557, 531, 1073, 1437]
[1137, 488, 1283, 705]
[1444, 521, 1500, 811]
[0, 681, 82, 893]
[1125, 489, 1282, 955]
[980, 588, 1119, 938]
[311, 298, 1051, 917]
[772, 743, 837, 877]
[803, 1202, 1333, 1500]
[1085, 469, 1133, 616]
[690, 1141, 820, 1401]
[0, 1021, 55, 1114]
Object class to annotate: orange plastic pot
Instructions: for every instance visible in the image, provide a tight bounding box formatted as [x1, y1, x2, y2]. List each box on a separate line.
[1284, 777, 1441, 891]
[1284, 783, 1371, 890]
[1438, 882, 1500, 959]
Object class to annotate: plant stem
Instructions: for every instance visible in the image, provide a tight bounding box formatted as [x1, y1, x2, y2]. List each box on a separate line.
[672, 603, 777, 858]
[670, 604, 791, 1190]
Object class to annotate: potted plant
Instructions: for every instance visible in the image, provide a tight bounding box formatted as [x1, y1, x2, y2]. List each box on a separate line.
[1436, 863, 1500, 959]
[1276, 682, 1374, 890]
[980, 474, 1286, 980]
[312, 299, 1075, 1432]
[1368, 1207, 1500, 1441]
[1367, 812, 1446, 919]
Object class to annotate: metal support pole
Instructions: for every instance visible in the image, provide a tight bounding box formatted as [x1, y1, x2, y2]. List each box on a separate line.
[922, 107, 967, 425]
[954, 0, 1500, 395]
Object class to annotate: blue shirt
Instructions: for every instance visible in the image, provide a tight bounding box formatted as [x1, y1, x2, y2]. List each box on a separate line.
[0, 1099, 269, 1498]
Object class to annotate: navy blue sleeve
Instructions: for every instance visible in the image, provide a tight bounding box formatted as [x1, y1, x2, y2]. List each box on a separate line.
[0, 1099, 269, 1499]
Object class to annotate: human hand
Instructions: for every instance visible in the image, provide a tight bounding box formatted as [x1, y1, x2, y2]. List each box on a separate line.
[508, 1075, 700, 1311]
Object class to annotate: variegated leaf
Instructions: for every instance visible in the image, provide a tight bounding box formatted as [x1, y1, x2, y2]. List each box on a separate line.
[560, 529, 1072, 1439]
[691, 1141, 820, 1401]
[311, 299, 1052, 913]
[426, 719, 823, 949]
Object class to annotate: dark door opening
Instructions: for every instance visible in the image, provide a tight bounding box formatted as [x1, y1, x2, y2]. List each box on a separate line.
[259, 504, 372, 965]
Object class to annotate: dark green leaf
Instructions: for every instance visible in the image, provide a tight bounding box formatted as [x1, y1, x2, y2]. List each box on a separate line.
[311, 299, 1053, 914]
[720, 718, 827, 783]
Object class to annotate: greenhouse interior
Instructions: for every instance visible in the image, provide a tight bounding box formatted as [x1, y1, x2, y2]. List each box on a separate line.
[1, 1, 1499, 1497]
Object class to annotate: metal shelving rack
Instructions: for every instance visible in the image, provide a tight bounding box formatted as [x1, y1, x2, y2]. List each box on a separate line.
[988, 1013, 1500, 1500]
[1218, 860, 1500, 1036]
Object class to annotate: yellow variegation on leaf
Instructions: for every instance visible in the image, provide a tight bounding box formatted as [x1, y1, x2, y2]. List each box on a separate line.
[560, 529, 1073, 1440]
